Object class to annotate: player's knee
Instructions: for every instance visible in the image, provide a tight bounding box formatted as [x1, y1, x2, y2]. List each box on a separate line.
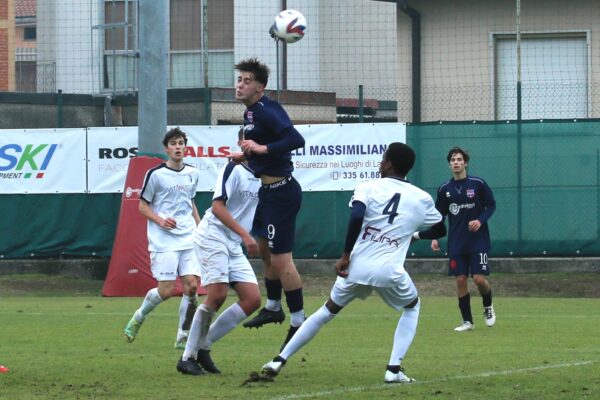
[472, 275, 487, 286]
[325, 298, 343, 314]
[455, 275, 468, 286]
[404, 297, 420, 310]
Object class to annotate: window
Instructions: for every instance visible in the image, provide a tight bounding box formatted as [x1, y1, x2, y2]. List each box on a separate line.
[495, 33, 589, 119]
[23, 27, 36, 41]
[169, 0, 234, 88]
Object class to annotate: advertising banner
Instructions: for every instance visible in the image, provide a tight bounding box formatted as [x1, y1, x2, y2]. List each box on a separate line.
[0, 129, 87, 194]
[87, 123, 405, 193]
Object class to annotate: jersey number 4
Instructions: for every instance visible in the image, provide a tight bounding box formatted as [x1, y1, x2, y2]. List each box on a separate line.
[382, 193, 401, 224]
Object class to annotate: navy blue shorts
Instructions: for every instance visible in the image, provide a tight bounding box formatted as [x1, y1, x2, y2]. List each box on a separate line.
[251, 176, 302, 254]
[448, 252, 490, 277]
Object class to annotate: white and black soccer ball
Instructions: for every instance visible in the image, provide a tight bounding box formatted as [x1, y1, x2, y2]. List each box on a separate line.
[271, 9, 306, 44]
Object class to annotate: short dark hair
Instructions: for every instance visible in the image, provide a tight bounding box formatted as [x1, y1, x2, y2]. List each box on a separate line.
[385, 142, 415, 177]
[234, 58, 270, 86]
[162, 127, 188, 147]
[446, 146, 470, 163]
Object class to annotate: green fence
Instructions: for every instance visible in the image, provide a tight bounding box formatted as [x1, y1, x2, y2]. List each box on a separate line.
[3, 120, 600, 259]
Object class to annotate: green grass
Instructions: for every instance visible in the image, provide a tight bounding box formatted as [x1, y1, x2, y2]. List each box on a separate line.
[0, 295, 598, 399]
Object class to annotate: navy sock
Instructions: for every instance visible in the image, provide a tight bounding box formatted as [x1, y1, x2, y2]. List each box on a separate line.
[284, 288, 304, 313]
[265, 278, 282, 301]
[482, 289, 493, 308]
[458, 293, 473, 323]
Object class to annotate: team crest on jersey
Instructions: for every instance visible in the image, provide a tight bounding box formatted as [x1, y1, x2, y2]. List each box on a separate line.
[466, 189, 475, 198]
[247, 111, 254, 123]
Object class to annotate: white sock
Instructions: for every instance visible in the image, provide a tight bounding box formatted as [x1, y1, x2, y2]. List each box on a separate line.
[280, 305, 335, 360]
[265, 299, 282, 311]
[205, 302, 248, 347]
[182, 304, 215, 361]
[290, 310, 305, 327]
[178, 294, 197, 334]
[134, 288, 163, 323]
[388, 300, 420, 366]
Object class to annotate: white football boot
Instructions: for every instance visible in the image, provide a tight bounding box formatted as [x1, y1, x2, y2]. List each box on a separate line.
[384, 367, 415, 384]
[454, 321, 474, 332]
[484, 305, 496, 327]
[262, 356, 286, 377]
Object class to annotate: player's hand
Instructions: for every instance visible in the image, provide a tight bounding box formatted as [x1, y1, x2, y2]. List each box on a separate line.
[240, 140, 268, 155]
[242, 233, 258, 256]
[160, 217, 177, 230]
[229, 151, 246, 164]
[431, 239, 440, 252]
[335, 254, 350, 278]
[468, 220, 481, 232]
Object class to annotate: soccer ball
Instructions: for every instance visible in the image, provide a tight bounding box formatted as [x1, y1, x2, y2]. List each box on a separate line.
[271, 9, 306, 43]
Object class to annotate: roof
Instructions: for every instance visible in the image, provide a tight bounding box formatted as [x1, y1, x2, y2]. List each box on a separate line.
[16, 0, 36, 18]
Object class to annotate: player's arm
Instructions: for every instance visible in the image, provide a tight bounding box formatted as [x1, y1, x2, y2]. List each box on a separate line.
[336, 200, 366, 278]
[211, 199, 258, 256]
[414, 220, 447, 240]
[469, 181, 496, 231]
[241, 127, 305, 155]
[139, 199, 176, 230]
[191, 202, 201, 226]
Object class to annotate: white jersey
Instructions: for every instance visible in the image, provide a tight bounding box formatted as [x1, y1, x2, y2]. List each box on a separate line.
[194, 162, 260, 252]
[140, 163, 200, 252]
[346, 177, 442, 287]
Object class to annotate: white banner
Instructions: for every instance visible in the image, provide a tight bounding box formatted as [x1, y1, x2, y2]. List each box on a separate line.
[87, 123, 405, 193]
[0, 129, 87, 194]
[87, 126, 239, 193]
[294, 123, 405, 191]
[6, 123, 405, 193]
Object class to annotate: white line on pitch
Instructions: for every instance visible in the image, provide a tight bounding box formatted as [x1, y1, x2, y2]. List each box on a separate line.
[271, 360, 595, 400]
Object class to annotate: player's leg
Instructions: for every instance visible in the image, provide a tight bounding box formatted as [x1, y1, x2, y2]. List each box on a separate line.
[471, 252, 495, 327]
[207, 254, 260, 347]
[175, 274, 199, 349]
[174, 249, 200, 349]
[178, 239, 227, 375]
[262, 277, 361, 377]
[450, 255, 473, 332]
[271, 251, 305, 349]
[124, 252, 176, 342]
[264, 177, 305, 347]
[377, 275, 419, 384]
[243, 238, 286, 328]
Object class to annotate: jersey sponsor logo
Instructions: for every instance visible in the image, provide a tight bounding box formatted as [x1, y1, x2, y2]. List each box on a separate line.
[237, 189, 258, 199]
[449, 202, 475, 215]
[0, 143, 59, 179]
[167, 184, 195, 193]
[361, 225, 400, 248]
[466, 189, 475, 198]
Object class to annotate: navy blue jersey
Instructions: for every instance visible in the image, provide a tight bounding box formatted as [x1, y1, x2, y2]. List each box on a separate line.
[242, 95, 304, 177]
[435, 175, 496, 256]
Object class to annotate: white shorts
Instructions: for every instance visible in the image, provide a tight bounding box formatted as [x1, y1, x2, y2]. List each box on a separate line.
[194, 236, 258, 287]
[150, 248, 200, 281]
[329, 272, 418, 311]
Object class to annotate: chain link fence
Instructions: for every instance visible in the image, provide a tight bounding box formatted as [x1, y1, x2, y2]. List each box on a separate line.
[2, 0, 599, 126]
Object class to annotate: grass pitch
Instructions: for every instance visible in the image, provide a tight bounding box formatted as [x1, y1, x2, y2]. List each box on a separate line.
[0, 292, 598, 399]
